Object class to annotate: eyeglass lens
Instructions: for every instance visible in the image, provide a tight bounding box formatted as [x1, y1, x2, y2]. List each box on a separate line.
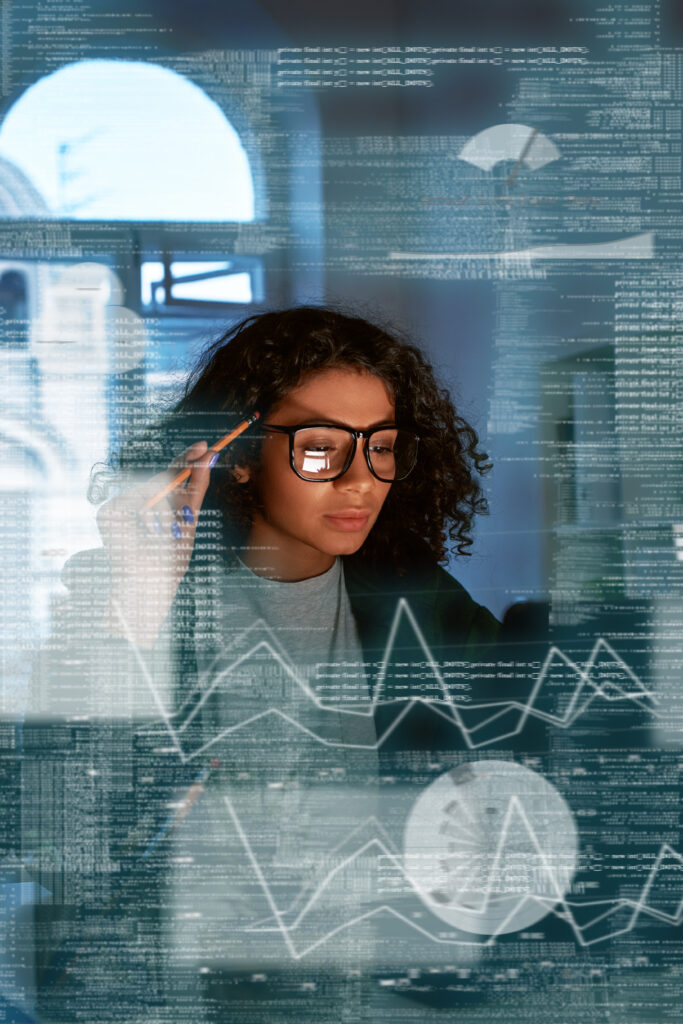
[292, 427, 417, 481]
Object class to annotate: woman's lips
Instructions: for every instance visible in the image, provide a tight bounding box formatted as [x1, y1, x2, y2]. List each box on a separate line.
[323, 511, 371, 532]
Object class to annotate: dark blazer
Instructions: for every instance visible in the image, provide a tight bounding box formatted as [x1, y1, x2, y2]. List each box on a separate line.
[344, 548, 499, 656]
[344, 549, 500, 754]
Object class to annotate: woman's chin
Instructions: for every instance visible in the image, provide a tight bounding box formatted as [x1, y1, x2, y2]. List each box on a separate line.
[326, 533, 369, 557]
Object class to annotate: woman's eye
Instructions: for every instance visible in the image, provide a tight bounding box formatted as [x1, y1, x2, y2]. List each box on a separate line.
[370, 444, 393, 455]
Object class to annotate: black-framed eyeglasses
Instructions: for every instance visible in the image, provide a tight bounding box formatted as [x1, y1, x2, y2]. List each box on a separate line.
[261, 422, 420, 483]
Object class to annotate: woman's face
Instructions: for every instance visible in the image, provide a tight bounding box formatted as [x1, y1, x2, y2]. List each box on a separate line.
[239, 367, 395, 580]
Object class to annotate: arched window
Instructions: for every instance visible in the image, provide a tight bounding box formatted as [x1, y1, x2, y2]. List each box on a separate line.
[0, 59, 255, 222]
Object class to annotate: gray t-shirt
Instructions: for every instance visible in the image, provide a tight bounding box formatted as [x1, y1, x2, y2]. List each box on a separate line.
[218, 554, 365, 678]
[189, 555, 376, 748]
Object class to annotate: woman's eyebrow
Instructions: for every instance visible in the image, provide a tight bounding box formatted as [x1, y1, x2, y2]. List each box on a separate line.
[296, 418, 397, 429]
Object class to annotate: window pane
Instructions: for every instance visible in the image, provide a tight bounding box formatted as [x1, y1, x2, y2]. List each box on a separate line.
[141, 261, 254, 306]
[170, 273, 252, 303]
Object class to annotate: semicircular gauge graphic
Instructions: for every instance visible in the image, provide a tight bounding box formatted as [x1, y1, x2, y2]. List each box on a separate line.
[386, 122, 654, 262]
[458, 123, 561, 172]
[403, 760, 578, 936]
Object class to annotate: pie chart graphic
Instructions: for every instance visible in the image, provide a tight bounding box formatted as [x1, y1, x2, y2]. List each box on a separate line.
[403, 760, 578, 935]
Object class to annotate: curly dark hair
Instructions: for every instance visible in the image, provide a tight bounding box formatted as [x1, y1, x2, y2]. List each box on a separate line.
[90, 306, 491, 569]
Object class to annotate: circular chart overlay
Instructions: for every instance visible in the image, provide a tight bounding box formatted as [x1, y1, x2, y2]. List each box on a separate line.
[403, 760, 578, 935]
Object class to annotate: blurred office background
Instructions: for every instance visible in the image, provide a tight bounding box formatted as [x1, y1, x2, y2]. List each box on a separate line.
[1, 0, 682, 707]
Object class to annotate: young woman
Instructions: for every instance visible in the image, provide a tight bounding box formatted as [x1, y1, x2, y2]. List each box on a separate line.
[93, 304, 497, 652]
[29, 306, 499, 1022]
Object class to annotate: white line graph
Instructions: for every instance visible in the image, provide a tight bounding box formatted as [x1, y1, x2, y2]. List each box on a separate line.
[247, 815, 401, 927]
[117, 595, 659, 762]
[223, 791, 683, 957]
[110, 599, 680, 953]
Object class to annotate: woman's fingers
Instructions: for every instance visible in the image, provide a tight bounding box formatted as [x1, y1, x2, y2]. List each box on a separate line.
[180, 444, 216, 518]
[168, 440, 209, 472]
[130, 441, 208, 513]
[97, 440, 218, 547]
[140, 441, 209, 509]
[150, 441, 216, 540]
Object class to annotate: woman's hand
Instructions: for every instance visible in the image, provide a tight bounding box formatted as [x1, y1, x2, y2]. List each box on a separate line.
[97, 441, 216, 647]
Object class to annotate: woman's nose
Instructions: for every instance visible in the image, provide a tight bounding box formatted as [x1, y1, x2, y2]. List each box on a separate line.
[336, 441, 375, 489]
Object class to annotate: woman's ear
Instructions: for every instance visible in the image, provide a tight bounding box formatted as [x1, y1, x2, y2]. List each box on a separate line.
[232, 464, 251, 484]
